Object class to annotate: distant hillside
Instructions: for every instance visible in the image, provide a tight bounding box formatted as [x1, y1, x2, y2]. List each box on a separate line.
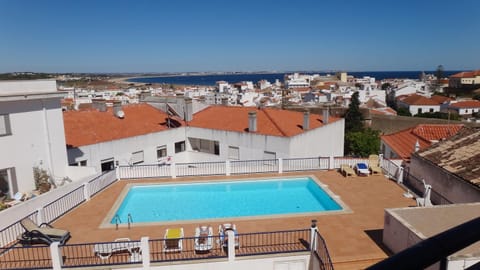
[0, 73, 54, 80]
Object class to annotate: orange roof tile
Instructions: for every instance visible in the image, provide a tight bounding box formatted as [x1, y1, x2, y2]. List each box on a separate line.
[398, 94, 441, 106]
[381, 124, 464, 160]
[189, 106, 339, 137]
[412, 124, 464, 141]
[450, 70, 480, 78]
[64, 104, 184, 147]
[430, 95, 452, 104]
[449, 100, 480, 109]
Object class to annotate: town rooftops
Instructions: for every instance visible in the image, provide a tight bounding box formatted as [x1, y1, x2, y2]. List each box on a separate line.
[381, 124, 464, 160]
[450, 70, 480, 78]
[417, 128, 480, 185]
[449, 100, 480, 109]
[188, 106, 339, 137]
[63, 103, 184, 147]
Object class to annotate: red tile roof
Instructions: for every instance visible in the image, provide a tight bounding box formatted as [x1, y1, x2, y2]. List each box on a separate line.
[449, 100, 480, 109]
[430, 95, 452, 104]
[64, 104, 184, 147]
[381, 124, 464, 160]
[450, 70, 480, 78]
[397, 94, 441, 106]
[189, 106, 339, 137]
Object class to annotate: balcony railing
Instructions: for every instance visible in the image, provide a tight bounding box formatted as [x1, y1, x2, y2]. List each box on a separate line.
[0, 229, 315, 269]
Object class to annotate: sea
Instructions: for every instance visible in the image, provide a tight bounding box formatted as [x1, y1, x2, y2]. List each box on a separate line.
[127, 71, 460, 86]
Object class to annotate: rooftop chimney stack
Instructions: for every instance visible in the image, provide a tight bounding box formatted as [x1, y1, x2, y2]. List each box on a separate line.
[92, 99, 107, 112]
[113, 100, 125, 119]
[184, 97, 193, 122]
[322, 108, 329, 124]
[248, 111, 257, 132]
[303, 111, 310, 130]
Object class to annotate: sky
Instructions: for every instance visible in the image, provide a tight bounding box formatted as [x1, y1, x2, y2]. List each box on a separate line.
[1, 0, 479, 73]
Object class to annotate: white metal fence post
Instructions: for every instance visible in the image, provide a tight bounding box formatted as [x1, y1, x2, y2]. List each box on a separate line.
[141, 236, 150, 268]
[227, 230, 235, 262]
[36, 208, 44, 225]
[226, 160, 231, 176]
[83, 182, 90, 201]
[50, 242, 62, 270]
[329, 156, 335, 170]
[278, 158, 283, 174]
[310, 220, 318, 253]
[170, 163, 176, 178]
[398, 167, 404, 184]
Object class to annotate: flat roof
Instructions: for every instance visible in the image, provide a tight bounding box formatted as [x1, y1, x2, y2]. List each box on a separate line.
[387, 203, 480, 259]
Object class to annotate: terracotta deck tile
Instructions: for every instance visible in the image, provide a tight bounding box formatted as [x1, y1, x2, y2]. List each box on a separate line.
[51, 170, 415, 269]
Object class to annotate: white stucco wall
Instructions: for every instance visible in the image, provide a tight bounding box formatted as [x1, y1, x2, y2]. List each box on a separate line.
[0, 97, 68, 193]
[69, 128, 186, 172]
[288, 119, 344, 158]
[408, 105, 440, 116]
[118, 254, 310, 270]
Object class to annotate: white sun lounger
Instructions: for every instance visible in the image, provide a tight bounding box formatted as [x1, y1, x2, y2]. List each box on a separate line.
[94, 238, 141, 260]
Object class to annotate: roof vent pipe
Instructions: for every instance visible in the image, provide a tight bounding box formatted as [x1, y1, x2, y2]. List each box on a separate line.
[113, 100, 125, 119]
[322, 108, 329, 124]
[248, 111, 257, 132]
[303, 111, 310, 130]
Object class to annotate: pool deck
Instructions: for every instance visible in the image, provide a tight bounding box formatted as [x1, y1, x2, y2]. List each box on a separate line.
[52, 170, 416, 269]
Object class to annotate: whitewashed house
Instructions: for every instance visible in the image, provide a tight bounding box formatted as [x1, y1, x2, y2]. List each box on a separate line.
[396, 94, 441, 116]
[0, 80, 69, 196]
[63, 101, 345, 173]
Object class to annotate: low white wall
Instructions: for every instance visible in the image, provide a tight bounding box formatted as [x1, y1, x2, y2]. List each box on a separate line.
[65, 165, 97, 181]
[117, 254, 310, 270]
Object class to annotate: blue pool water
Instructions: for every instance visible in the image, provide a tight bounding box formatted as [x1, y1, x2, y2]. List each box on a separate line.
[111, 177, 342, 224]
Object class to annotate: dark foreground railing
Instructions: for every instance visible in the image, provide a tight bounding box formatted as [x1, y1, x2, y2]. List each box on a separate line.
[0, 229, 316, 269]
[366, 217, 480, 270]
[313, 231, 335, 270]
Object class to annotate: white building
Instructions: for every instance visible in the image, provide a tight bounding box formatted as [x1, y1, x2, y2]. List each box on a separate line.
[0, 80, 69, 196]
[63, 103, 345, 173]
[396, 94, 441, 116]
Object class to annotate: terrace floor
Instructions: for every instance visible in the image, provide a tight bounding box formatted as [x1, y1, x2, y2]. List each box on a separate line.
[52, 170, 416, 269]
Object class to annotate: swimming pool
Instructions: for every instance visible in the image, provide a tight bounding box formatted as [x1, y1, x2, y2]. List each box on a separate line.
[109, 177, 344, 224]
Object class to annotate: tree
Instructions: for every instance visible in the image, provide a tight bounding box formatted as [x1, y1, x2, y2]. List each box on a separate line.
[431, 65, 445, 92]
[344, 128, 381, 157]
[396, 107, 412, 116]
[381, 82, 392, 90]
[344, 92, 363, 133]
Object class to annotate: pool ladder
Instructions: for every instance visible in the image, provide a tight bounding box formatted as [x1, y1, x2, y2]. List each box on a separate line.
[114, 215, 121, 230]
[127, 213, 133, 229]
[113, 214, 133, 230]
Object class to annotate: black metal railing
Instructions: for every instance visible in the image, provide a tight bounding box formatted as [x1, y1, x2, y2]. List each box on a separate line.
[0, 244, 52, 270]
[236, 229, 310, 257]
[313, 231, 335, 270]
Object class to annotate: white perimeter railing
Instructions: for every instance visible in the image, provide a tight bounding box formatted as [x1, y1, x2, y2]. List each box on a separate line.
[1, 155, 399, 247]
[0, 171, 117, 247]
[117, 156, 371, 179]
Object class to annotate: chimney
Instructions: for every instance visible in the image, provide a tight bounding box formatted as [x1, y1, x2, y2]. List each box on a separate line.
[248, 111, 257, 132]
[184, 97, 193, 122]
[92, 99, 107, 112]
[113, 100, 125, 119]
[303, 111, 310, 130]
[322, 108, 329, 124]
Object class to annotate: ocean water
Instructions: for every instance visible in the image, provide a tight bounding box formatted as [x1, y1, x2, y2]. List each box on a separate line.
[111, 177, 342, 223]
[128, 71, 459, 86]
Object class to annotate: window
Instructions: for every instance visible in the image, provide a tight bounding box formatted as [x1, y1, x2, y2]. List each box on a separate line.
[69, 160, 87, 167]
[188, 138, 219, 155]
[101, 158, 115, 172]
[228, 146, 240, 160]
[157, 145, 167, 159]
[0, 168, 17, 198]
[175, 141, 186, 153]
[0, 114, 12, 136]
[417, 108, 423, 114]
[429, 108, 434, 113]
[131, 151, 144, 165]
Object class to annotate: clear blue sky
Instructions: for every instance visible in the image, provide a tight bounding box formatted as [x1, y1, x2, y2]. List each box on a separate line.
[1, 0, 479, 73]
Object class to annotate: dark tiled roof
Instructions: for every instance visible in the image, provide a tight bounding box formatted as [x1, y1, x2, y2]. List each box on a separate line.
[418, 128, 480, 186]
